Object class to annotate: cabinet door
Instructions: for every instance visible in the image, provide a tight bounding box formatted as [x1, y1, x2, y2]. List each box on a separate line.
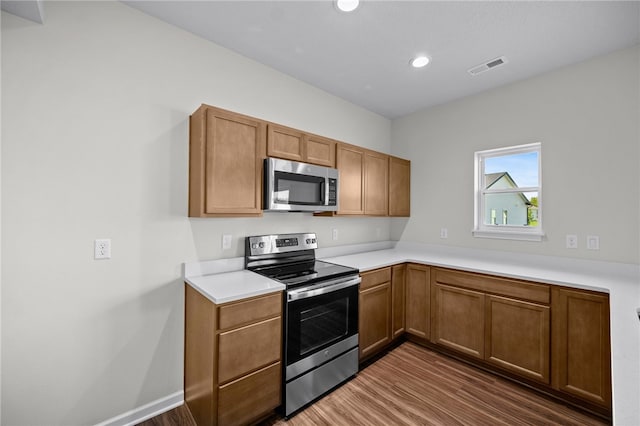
[267, 124, 305, 162]
[485, 295, 550, 384]
[359, 282, 391, 359]
[389, 156, 410, 217]
[405, 264, 430, 339]
[432, 284, 485, 359]
[336, 144, 365, 214]
[364, 150, 389, 215]
[218, 362, 281, 426]
[391, 264, 406, 339]
[552, 288, 611, 408]
[305, 134, 336, 167]
[189, 106, 265, 217]
[218, 317, 281, 384]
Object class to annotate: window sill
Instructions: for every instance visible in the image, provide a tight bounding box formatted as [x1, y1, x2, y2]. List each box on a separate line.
[472, 228, 545, 242]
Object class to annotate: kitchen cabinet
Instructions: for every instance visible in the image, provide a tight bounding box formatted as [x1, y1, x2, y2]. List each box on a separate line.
[267, 124, 337, 167]
[189, 104, 265, 217]
[359, 267, 392, 359]
[388, 156, 410, 217]
[336, 143, 365, 215]
[391, 264, 406, 339]
[267, 124, 304, 162]
[431, 268, 551, 383]
[432, 283, 485, 358]
[184, 286, 282, 426]
[405, 264, 430, 339]
[552, 287, 611, 409]
[364, 150, 389, 216]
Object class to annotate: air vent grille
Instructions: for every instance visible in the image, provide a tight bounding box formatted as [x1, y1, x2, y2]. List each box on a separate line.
[468, 56, 508, 76]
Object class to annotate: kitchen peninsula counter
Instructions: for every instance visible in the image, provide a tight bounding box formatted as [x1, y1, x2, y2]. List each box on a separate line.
[184, 241, 639, 424]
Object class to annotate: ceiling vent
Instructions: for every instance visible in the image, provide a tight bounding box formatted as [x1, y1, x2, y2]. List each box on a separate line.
[468, 56, 508, 76]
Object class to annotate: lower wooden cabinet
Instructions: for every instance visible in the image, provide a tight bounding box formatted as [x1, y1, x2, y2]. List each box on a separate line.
[432, 283, 485, 359]
[405, 264, 430, 339]
[431, 269, 551, 382]
[185, 286, 283, 426]
[485, 295, 550, 383]
[552, 287, 611, 408]
[391, 264, 406, 338]
[359, 268, 392, 359]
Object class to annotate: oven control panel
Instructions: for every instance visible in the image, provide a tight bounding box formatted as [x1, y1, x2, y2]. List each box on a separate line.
[246, 233, 318, 256]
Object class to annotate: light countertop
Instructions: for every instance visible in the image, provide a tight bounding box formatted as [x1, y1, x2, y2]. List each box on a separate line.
[184, 270, 284, 304]
[183, 241, 640, 424]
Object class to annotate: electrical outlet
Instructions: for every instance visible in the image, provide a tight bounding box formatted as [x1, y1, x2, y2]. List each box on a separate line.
[222, 234, 232, 250]
[566, 235, 578, 249]
[332, 228, 338, 241]
[94, 239, 111, 260]
[440, 228, 448, 239]
[587, 235, 600, 250]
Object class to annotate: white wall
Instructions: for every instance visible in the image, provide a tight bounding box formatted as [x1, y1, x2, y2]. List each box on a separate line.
[391, 45, 640, 264]
[0, 2, 391, 425]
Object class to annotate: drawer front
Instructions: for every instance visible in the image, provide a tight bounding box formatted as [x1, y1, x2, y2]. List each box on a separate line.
[218, 292, 282, 331]
[434, 268, 550, 304]
[360, 267, 391, 290]
[218, 362, 281, 426]
[218, 317, 282, 384]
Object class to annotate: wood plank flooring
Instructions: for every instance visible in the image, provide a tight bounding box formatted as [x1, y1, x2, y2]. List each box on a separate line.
[138, 342, 608, 426]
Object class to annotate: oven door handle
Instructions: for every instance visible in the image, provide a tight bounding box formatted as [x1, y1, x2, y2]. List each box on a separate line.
[287, 275, 361, 301]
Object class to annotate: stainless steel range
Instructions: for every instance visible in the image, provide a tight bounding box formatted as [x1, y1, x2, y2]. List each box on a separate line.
[245, 233, 360, 417]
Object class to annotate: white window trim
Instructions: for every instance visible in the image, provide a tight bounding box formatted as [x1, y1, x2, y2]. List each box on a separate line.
[473, 142, 544, 242]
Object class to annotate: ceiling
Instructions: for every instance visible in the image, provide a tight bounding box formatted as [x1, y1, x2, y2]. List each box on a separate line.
[4, 1, 640, 119]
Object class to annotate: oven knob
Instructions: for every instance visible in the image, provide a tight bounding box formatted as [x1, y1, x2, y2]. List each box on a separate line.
[258, 242, 265, 248]
[324, 349, 329, 357]
[306, 239, 311, 244]
[252, 243, 257, 249]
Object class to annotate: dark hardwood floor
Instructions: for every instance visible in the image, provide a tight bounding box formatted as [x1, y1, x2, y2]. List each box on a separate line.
[138, 342, 608, 426]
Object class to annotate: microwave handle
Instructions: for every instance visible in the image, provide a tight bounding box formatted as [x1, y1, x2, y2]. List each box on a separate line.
[320, 180, 327, 205]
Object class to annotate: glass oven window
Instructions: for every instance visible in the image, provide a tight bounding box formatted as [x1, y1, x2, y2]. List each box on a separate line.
[299, 299, 348, 356]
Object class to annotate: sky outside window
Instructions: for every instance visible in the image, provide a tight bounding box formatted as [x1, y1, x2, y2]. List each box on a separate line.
[484, 151, 539, 188]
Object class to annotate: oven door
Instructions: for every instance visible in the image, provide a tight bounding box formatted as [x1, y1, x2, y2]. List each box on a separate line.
[285, 275, 359, 373]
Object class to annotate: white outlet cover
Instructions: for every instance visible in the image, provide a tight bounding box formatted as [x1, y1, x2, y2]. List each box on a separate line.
[566, 234, 578, 249]
[94, 239, 111, 260]
[222, 234, 232, 250]
[587, 235, 600, 250]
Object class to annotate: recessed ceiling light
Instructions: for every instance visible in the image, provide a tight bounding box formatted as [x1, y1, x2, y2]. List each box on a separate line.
[335, 0, 359, 12]
[411, 55, 430, 68]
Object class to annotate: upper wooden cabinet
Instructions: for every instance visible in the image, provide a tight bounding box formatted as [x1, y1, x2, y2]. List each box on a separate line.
[364, 150, 389, 216]
[189, 104, 410, 218]
[267, 124, 336, 167]
[305, 134, 337, 167]
[389, 156, 410, 217]
[267, 124, 304, 162]
[189, 105, 265, 217]
[334, 143, 394, 216]
[336, 143, 365, 215]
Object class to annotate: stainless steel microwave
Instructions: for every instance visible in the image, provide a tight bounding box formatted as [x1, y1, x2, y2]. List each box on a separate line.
[264, 157, 338, 212]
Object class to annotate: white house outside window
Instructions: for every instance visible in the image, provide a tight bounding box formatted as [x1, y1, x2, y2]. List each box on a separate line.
[473, 143, 543, 241]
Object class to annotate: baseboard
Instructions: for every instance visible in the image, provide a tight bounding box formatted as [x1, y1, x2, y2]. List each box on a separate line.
[94, 391, 184, 426]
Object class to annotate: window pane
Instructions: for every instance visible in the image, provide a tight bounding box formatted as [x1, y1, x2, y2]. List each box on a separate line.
[484, 191, 538, 227]
[484, 151, 538, 189]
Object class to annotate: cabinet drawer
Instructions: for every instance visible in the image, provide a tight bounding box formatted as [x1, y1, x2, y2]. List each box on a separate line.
[434, 268, 550, 304]
[218, 317, 281, 384]
[218, 292, 282, 330]
[360, 267, 391, 290]
[218, 362, 281, 425]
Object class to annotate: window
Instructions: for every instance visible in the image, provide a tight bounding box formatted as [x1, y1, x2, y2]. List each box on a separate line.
[473, 143, 543, 241]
